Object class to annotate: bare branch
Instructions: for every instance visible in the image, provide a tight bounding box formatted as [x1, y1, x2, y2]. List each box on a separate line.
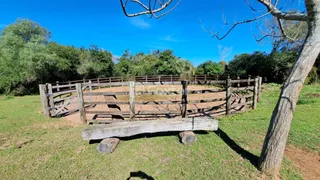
[257, 0, 308, 21]
[120, 0, 181, 19]
[201, 12, 271, 40]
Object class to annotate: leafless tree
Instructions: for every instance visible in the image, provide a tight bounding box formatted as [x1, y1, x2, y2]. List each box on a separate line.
[119, 0, 320, 176]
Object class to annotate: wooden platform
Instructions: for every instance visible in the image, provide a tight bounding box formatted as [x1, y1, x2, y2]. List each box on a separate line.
[82, 117, 218, 140]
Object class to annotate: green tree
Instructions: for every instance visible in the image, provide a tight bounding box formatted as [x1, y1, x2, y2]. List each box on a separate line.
[76, 45, 114, 78]
[196, 60, 224, 75]
[0, 19, 55, 94]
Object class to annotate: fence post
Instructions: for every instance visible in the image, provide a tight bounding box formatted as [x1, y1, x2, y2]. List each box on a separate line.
[257, 77, 262, 102]
[204, 75, 207, 81]
[158, 75, 161, 82]
[47, 83, 55, 116]
[68, 81, 71, 89]
[39, 84, 50, 117]
[83, 78, 86, 83]
[76, 83, 87, 124]
[109, 77, 111, 87]
[248, 75, 251, 87]
[226, 77, 231, 115]
[181, 80, 187, 118]
[237, 75, 240, 90]
[97, 78, 101, 89]
[56, 81, 60, 92]
[129, 81, 135, 120]
[121, 77, 124, 86]
[89, 80, 92, 103]
[253, 77, 259, 110]
[170, 75, 173, 82]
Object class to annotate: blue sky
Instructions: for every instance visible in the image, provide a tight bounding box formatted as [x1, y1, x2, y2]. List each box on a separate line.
[0, 0, 277, 66]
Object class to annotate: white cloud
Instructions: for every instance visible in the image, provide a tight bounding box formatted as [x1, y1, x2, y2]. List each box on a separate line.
[161, 34, 184, 43]
[129, 18, 151, 29]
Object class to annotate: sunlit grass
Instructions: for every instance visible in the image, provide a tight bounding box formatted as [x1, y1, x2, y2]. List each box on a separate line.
[0, 84, 319, 179]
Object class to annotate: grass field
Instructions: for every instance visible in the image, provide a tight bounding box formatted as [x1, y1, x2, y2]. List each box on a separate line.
[0, 84, 319, 179]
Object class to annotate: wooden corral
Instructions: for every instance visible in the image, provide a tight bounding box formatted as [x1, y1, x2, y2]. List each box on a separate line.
[39, 75, 263, 123]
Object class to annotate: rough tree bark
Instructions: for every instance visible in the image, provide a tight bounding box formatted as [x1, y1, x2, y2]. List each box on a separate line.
[258, 0, 320, 174]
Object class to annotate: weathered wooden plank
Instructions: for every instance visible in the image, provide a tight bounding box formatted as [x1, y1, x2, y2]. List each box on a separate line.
[96, 138, 120, 153]
[52, 84, 76, 89]
[76, 83, 87, 124]
[135, 100, 181, 105]
[188, 98, 226, 104]
[53, 96, 76, 103]
[82, 117, 218, 140]
[257, 77, 262, 102]
[52, 90, 76, 97]
[230, 79, 255, 83]
[84, 101, 130, 105]
[230, 101, 253, 108]
[231, 86, 254, 91]
[47, 84, 55, 116]
[39, 84, 50, 117]
[181, 81, 187, 118]
[129, 81, 135, 120]
[226, 78, 231, 115]
[253, 77, 259, 110]
[86, 111, 129, 115]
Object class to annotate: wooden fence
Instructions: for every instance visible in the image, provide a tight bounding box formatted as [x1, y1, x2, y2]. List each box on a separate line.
[39, 75, 262, 124]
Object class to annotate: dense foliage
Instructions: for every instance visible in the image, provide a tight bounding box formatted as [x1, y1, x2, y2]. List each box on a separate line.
[0, 19, 318, 95]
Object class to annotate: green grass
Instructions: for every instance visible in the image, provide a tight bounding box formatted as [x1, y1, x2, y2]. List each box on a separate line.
[0, 84, 319, 179]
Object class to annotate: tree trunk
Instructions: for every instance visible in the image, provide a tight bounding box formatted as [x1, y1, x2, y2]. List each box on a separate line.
[258, 0, 320, 175]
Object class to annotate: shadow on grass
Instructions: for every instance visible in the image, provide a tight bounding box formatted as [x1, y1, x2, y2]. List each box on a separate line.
[126, 171, 154, 180]
[89, 130, 209, 144]
[214, 128, 259, 167]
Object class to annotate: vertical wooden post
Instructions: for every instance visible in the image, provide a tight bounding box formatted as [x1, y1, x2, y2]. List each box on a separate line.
[109, 77, 111, 87]
[257, 76, 262, 102]
[226, 77, 231, 115]
[181, 81, 187, 118]
[158, 75, 161, 82]
[56, 81, 60, 92]
[129, 81, 135, 120]
[237, 75, 240, 90]
[89, 80, 92, 103]
[170, 75, 173, 82]
[68, 81, 71, 89]
[39, 84, 50, 117]
[97, 78, 101, 89]
[216, 75, 219, 80]
[204, 75, 207, 81]
[248, 75, 251, 87]
[76, 83, 87, 124]
[47, 84, 55, 116]
[83, 78, 86, 83]
[145, 75, 148, 82]
[121, 77, 124, 86]
[253, 77, 259, 110]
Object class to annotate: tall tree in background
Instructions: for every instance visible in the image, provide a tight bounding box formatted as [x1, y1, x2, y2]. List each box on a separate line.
[0, 19, 56, 94]
[119, 0, 320, 175]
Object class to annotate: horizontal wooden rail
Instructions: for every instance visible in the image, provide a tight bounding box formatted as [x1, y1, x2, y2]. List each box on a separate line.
[230, 101, 253, 108]
[231, 86, 254, 91]
[188, 98, 226, 104]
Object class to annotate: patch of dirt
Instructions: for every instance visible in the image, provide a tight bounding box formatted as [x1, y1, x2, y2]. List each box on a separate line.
[15, 139, 34, 148]
[285, 146, 320, 180]
[306, 93, 320, 98]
